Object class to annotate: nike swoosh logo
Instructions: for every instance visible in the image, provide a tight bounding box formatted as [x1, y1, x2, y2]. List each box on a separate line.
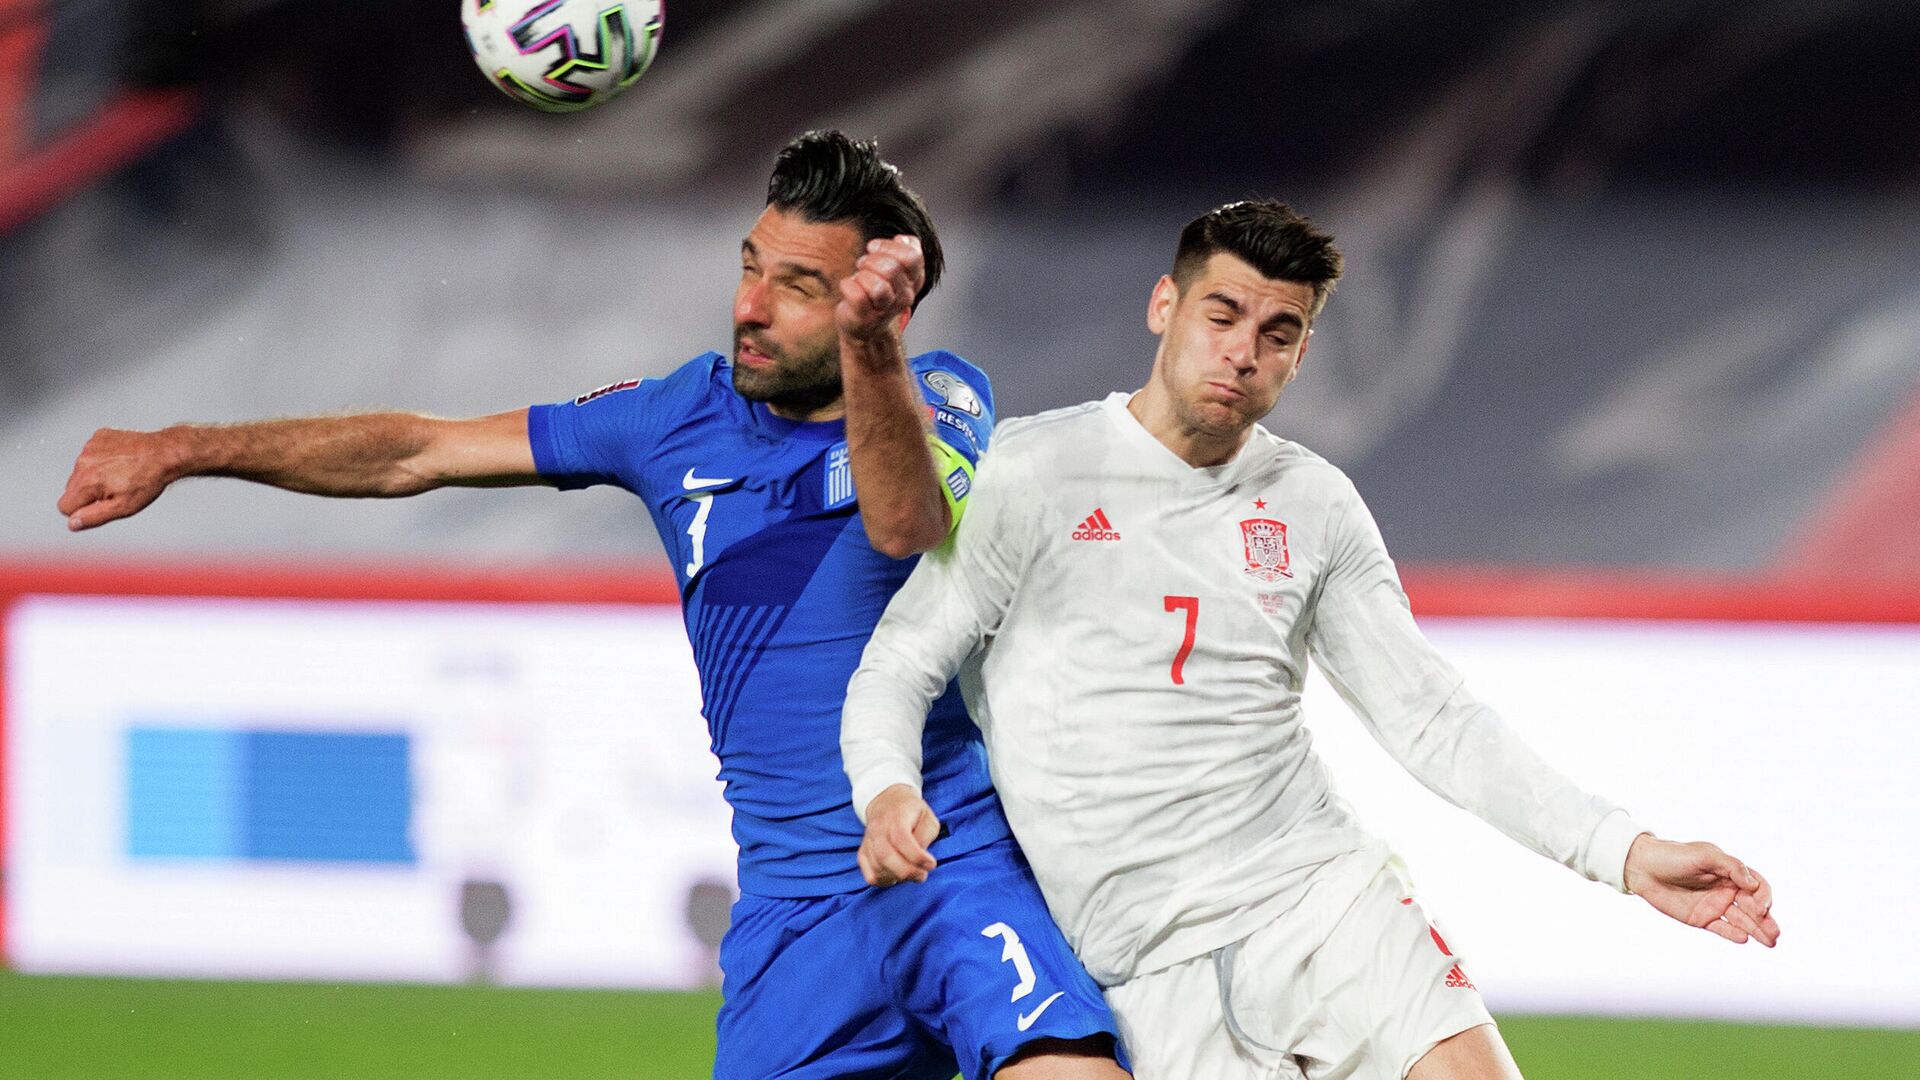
[1016, 991, 1066, 1032]
[682, 468, 734, 490]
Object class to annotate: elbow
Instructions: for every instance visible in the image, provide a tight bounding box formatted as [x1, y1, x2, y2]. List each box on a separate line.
[864, 508, 949, 559]
[379, 463, 438, 498]
[865, 519, 946, 559]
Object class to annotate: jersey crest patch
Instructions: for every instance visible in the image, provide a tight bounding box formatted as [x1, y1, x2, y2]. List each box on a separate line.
[1240, 518, 1292, 582]
[824, 443, 855, 509]
[944, 467, 971, 502]
[573, 378, 641, 406]
[922, 370, 984, 417]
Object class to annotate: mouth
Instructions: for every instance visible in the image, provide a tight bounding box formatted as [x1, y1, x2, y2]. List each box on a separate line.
[736, 338, 776, 368]
[1202, 380, 1246, 402]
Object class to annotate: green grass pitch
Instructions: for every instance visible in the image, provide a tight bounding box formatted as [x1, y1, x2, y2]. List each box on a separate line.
[1, 971, 1914, 1079]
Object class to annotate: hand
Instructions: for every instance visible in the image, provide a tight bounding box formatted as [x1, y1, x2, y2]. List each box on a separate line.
[836, 235, 924, 344]
[1624, 834, 1780, 947]
[58, 427, 184, 531]
[858, 783, 941, 887]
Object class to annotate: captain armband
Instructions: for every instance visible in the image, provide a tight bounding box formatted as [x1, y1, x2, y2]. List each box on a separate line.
[926, 435, 977, 534]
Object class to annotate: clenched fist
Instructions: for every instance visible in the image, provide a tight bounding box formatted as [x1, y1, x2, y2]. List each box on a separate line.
[58, 427, 185, 531]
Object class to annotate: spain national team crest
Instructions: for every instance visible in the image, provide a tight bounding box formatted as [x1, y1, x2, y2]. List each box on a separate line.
[1240, 518, 1291, 582]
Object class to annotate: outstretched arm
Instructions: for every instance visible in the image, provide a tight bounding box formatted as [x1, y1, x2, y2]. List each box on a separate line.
[836, 234, 950, 558]
[1308, 481, 1779, 946]
[58, 409, 540, 531]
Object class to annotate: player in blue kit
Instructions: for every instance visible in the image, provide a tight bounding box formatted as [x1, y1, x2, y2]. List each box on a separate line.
[58, 131, 1129, 1079]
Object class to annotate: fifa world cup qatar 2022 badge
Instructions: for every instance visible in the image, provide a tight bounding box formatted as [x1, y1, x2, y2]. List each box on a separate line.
[1240, 517, 1292, 582]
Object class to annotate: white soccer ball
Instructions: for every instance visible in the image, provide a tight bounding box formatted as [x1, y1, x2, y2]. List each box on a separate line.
[461, 0, 663, 113]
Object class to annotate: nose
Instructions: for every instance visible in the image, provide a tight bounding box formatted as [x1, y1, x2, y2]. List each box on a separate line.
[735, 279, 771, 328]
[1222, 328, 1258, 373]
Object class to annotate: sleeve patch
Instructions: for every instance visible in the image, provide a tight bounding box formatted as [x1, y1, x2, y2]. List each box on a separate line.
[932, 407, 983, 455]
[921, 370, 984, 417]
[945, 467, 972, 502]
[573, 378, 642, 406]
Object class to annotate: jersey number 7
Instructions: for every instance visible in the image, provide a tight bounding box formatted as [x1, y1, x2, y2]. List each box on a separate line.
[1163, 595, 1198, 685]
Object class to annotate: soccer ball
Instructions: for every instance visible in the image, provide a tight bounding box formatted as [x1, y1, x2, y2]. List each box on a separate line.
[461, 0, 663, 113]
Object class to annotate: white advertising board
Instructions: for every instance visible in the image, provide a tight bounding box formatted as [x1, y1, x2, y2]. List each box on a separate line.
[5, 595, 734, 988]
[6, 594, 1918, 1024]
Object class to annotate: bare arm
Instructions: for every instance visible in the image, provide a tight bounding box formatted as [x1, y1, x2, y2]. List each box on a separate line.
[58, 409, 539, 531]
[837, 235, 950, 558]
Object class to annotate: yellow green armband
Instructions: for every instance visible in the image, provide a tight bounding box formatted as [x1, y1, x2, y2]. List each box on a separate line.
[926, 435, 977, 534]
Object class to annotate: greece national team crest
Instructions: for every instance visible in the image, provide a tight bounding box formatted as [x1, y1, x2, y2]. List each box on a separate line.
[824, 442, 855, 509]
[1240, 518, 1292, 581]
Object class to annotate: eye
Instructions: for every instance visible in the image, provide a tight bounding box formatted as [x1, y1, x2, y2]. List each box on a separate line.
[1209, 315, 1234, 327]
[1265, 334, 1293, 349]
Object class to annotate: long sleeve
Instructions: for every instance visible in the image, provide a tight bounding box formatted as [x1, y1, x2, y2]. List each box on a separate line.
[1305, 482, 1644, 892]
[843, 443, 1041, 822]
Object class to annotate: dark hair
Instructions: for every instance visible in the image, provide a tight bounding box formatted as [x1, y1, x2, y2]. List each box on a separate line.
[1172, 200, 1344, 321]
[766, 130, 944, 311]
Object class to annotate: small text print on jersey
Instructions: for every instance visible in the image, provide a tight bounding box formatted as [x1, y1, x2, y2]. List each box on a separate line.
[1240, 517, 1291, 580]
[922, 370, 984, 417]
[574, 378, 641, 405]
[932, 406, 983, 453]
[1071, 509, 1121, 541]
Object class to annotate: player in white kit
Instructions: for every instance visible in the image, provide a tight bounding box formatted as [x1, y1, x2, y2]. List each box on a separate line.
[840, 201, 1780, 1079]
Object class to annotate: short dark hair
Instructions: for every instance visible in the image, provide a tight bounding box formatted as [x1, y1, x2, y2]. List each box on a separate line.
[766, 130, 944, 312]
[1172, 200, 1344, 321]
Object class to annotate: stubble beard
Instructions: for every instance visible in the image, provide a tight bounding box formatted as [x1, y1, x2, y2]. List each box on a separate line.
[732, 330, 844, 417]
[1162, 362, 1260, 444]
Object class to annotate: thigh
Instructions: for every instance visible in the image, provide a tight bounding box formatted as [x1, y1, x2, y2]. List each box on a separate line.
[875, 841, 1126, 1080]
[714, 892, 958, 1080]
[1105, 953, 1299, 1080]
[1255, 865, 1495, 1080]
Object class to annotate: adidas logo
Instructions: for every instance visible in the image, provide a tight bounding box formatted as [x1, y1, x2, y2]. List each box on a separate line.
[1445, 963, 1475, 990]
[1071, 508, 1121, 541]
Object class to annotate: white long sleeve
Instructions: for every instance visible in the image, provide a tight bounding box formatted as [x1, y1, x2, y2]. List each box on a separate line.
[1305, 477, 1643, 891]
[843, 436, 1040, 821]
[844, 394, 1641, 985]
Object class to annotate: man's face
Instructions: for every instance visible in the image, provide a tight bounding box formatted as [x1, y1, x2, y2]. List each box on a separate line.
[731, 206, 866, 418]
[1146, 252, 1315, 439]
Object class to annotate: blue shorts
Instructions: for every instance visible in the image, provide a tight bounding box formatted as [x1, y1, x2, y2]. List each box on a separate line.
[714, 838, 1123, 1079]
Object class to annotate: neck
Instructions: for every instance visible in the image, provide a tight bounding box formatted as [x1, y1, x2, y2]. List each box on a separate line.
[766, 399, 846, 422]
[1126, 387, 1249, 468]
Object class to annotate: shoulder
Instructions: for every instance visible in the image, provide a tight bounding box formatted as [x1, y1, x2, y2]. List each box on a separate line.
[910, 350, 995, 417]
[669, 351, 732, 402]
[1249, 425, 1359, 495]
[558, 352, 724, 412]
[986, 399, 1109, 464]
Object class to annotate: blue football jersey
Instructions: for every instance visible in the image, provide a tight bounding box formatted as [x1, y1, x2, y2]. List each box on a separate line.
[528, 350, 1011, 897]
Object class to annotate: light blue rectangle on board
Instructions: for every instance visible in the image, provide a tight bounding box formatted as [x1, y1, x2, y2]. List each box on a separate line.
[126, 726, 243, 859]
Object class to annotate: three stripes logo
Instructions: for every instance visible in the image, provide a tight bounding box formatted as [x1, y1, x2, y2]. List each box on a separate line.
[1071, 508, 1121, 541]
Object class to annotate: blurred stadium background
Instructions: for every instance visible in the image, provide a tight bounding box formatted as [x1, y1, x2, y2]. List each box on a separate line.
[2, 0, 1918, 1076]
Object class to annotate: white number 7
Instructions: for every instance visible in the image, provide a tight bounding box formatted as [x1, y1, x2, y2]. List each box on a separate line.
[685, 492, 718, 577]
[981, 922, 1037, 1002]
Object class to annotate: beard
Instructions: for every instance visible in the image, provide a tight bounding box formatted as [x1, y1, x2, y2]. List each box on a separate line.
[731, 329, 843, 417]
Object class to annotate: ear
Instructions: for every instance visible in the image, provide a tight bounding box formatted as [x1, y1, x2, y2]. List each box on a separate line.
[1146, 275, 1178, 335]
[895, 307, 913, 335]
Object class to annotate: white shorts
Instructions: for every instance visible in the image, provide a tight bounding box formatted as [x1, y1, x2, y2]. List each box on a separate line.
[1105, 861, 1495, 1080]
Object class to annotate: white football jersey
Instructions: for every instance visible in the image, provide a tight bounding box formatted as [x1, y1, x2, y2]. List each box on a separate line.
[844, 393, 1642, 986]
